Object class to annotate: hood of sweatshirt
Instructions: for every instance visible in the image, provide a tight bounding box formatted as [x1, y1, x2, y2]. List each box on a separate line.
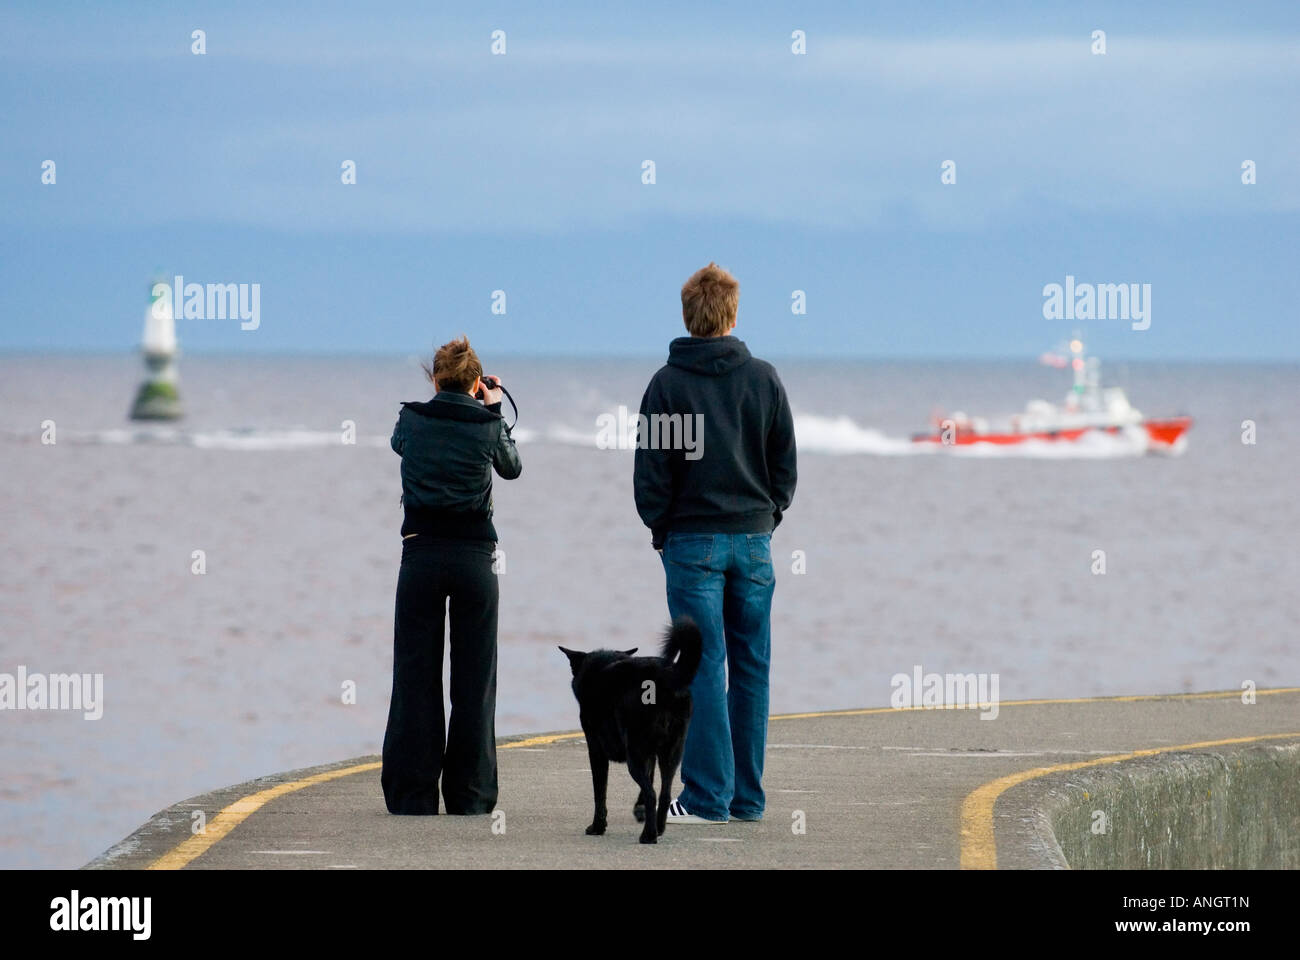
[665, 336, 752, 376]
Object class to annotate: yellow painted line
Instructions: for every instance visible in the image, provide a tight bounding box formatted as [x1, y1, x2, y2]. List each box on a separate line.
[772, 686, 1300, 721]
[147, 734, 584, 870]
[148, 761, 382, 870]
[148, 687, 1300, 869]
[959, 731, 1300, 870]
[499, 731, 585, 749]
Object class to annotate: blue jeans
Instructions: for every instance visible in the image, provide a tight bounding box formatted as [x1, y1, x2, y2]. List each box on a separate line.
[660, 531, 775, 821]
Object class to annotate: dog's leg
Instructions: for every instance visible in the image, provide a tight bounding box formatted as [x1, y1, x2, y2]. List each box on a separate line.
[655, 746, 679, 836]
[627, 749, 658, 844]
[633, 787, 653, 823]
[585, 738, 608, 836]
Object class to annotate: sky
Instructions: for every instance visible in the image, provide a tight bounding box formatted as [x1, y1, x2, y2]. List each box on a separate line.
[1, 1, 1297, 360]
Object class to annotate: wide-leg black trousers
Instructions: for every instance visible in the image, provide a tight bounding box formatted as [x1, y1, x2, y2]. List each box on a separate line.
[381, 536, 499, 815]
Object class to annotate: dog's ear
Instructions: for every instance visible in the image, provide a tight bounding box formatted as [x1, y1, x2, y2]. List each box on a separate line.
[558, 646, 586, 668]
[621, 648, 639, 656]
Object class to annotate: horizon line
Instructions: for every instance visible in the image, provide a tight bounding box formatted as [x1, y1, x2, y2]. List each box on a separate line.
[1, 347, 1297, 366]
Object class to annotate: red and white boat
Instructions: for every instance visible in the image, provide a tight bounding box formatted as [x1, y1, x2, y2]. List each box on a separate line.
[911, 338, 1192, 453]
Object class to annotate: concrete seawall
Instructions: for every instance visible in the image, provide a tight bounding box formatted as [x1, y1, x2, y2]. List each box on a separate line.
[88, 688, 1300, 870]
[1012, 742, 1300, 869]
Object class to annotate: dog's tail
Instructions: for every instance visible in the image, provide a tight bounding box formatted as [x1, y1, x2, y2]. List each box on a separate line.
[661, 616, 703, 688]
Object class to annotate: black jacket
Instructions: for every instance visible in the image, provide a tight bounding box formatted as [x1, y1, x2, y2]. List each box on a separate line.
[634, 336, 796, 549]
[391, 391, 522, 541]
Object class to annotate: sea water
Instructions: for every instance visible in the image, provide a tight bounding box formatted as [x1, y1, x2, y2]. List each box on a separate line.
[1, 353, 1296, 867]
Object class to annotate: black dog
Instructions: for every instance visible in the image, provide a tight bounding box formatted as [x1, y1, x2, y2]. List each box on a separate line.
[559, 617, 702, 843]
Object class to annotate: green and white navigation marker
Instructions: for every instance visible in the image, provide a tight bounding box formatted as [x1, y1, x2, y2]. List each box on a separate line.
[129, 279, 184, 420]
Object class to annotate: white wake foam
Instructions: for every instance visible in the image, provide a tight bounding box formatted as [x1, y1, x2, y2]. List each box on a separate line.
[4, 416, 1177, 458]
[542, 425, 600, 447]
[43, 427, 391, 450]
[790, 414, 922, 456]
[530, 415, 921, 456]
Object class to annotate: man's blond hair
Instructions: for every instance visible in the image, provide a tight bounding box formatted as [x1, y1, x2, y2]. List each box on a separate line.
[680, 262, 738, 337]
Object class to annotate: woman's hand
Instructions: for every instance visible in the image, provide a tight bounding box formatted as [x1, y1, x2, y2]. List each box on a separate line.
[478, 376, 504, 405]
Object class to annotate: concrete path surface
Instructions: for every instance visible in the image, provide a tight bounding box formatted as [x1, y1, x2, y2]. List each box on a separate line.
[88, 688, 1300, 870]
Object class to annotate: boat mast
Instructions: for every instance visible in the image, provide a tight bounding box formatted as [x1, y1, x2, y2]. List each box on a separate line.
[1067, 333, 1102, 411]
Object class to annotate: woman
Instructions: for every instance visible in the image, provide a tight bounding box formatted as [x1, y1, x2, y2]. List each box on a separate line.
[381, 335, 522, 815]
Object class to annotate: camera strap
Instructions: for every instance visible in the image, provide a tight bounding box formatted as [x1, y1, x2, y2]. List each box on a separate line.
[495, 384, 519, 431]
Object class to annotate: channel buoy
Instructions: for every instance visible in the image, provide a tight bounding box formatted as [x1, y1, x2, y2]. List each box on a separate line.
[129, 279, 184, 420]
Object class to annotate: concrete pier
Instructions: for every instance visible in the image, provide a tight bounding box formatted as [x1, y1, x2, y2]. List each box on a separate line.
[87, 688, 1300, 870]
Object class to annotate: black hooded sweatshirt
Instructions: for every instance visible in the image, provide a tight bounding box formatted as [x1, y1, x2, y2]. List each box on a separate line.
[633, 336, 797, 549]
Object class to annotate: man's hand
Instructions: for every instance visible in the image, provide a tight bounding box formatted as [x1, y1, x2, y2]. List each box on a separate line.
[479, 376, 504, 405]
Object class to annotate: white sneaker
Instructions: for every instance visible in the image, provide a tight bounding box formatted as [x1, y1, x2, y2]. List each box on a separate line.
[666, 798, 728, 824]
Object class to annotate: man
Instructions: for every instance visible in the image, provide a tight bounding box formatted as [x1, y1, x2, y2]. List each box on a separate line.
[633, 262, 797, 823]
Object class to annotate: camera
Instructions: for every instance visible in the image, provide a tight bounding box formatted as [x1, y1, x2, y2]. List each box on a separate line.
[475, 375, 499, 401]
